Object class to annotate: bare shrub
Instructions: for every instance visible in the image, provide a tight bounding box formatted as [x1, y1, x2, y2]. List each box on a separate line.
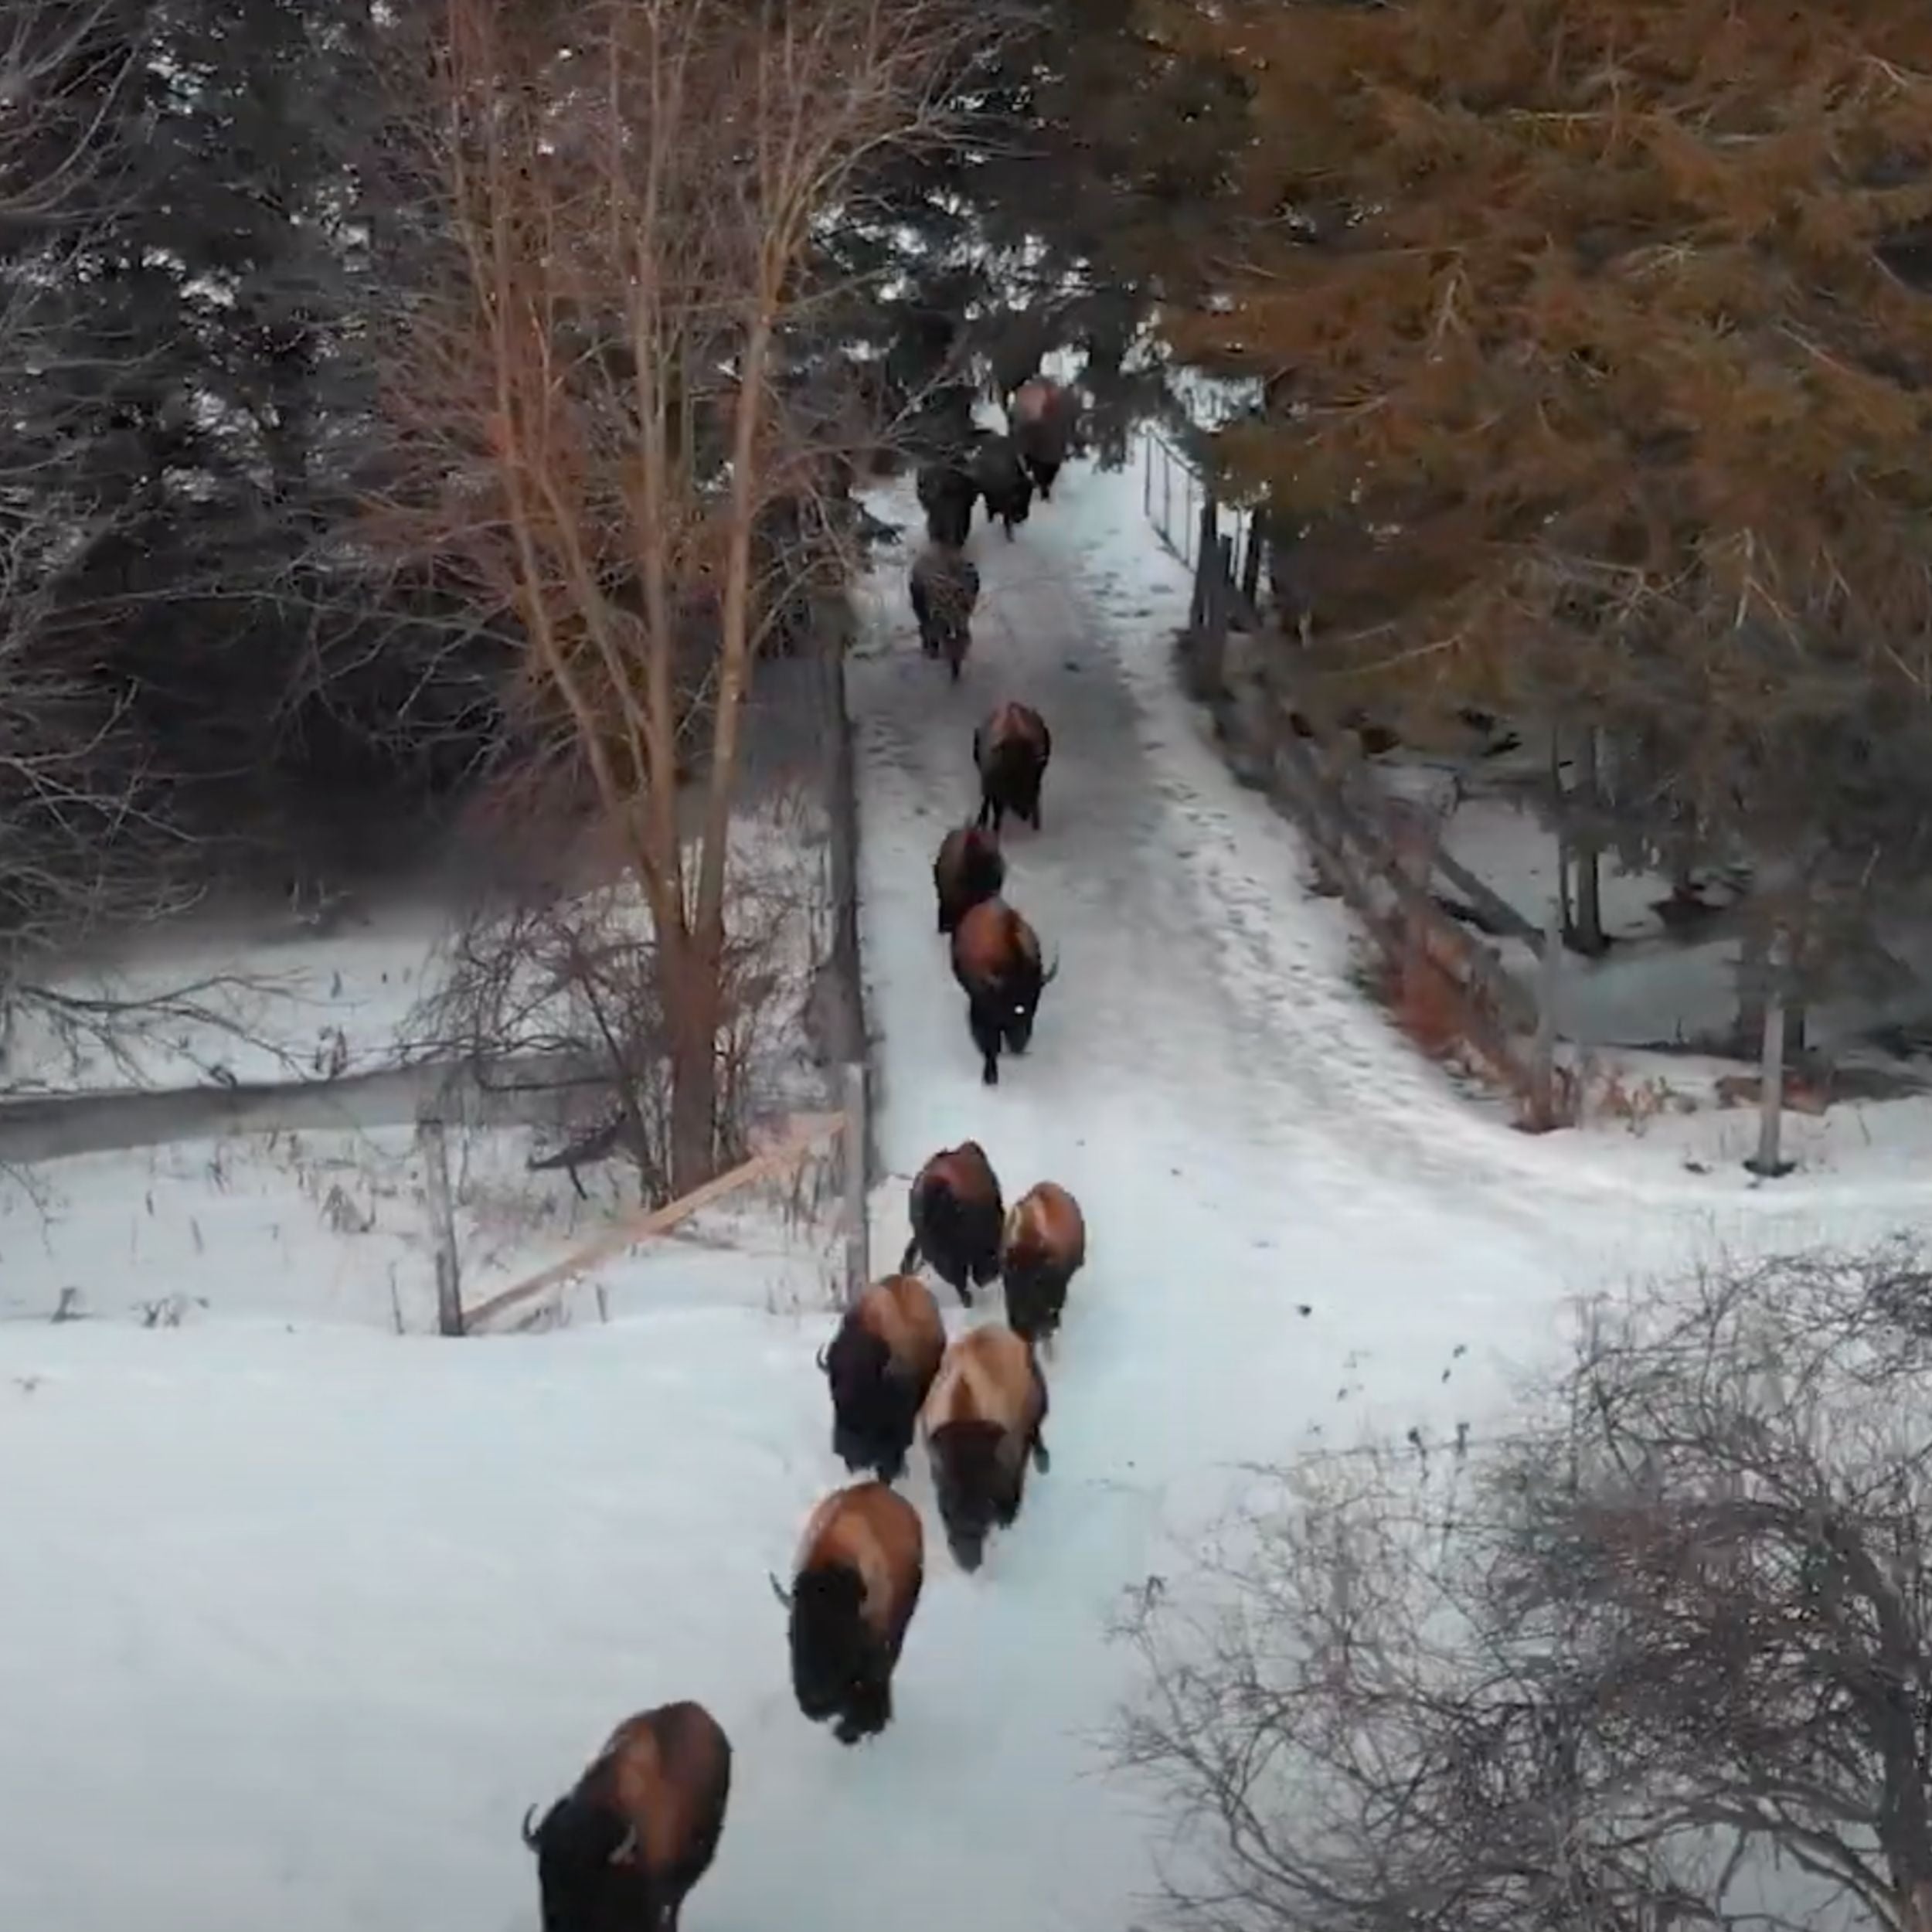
[1111, 1238, 1932, 1932]
[416, 804, 823, 1207]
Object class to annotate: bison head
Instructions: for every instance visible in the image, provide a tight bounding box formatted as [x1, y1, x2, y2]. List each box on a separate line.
[786, 1563, 872, 1724]
[928, 1419, 1019, 1572]
[1001, 950, 1056, 1054]
[522, 1794, 648, 1932]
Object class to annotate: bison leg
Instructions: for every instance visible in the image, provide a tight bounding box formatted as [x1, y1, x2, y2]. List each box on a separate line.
[836, 1673, 893, 1743]
[899, 1233, 921, 1274]
[975, 791, 1000, 834]
[967, 1002, 1002, 1086]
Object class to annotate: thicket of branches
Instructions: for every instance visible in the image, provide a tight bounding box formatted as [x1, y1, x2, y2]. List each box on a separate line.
[1113, 1239, 1932, 1932]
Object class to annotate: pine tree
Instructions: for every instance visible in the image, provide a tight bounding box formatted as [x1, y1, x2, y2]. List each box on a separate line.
[1147, 0, 1932, 970]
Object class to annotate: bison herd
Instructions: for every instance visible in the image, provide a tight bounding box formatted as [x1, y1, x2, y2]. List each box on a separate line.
[521, 376, 1091, 1932]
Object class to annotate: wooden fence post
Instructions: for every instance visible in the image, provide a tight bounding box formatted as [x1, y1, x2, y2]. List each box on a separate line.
[841, 1060, 869, 1306]
[1526, 894, 1565, 1130]
[1746, 929, 1795, 1178]
[418, 1114, 464, 1335]
[1240, 508, 1264, 610]
[1189, 495, 1218, 628]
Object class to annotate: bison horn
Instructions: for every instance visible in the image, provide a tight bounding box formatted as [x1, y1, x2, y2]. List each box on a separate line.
[815, 1341, 830, 1372]
[608, 1823, 639, 1866]
[522, 1804, 541, 1849]
[768, 1570, 793, 1607]
[1042, 951, 1061, 985]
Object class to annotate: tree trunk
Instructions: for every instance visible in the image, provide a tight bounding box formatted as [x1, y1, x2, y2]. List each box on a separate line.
[1549, 725, 1573, 932]
[662, 932, 723, 1197]
[1566, 724, 1608, 957]
[1733, 916, 1770, 1053]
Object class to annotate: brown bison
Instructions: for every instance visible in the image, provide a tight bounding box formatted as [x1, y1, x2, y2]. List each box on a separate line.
[1000, 1181, 1087, 1349]
[520, 1700, 732, 1932]
[908, 543, 981, 680]
[932, 823, 1005, 935]
[920, 1323, 1051, 1572]
[951, 897, 1057, 1087]
[771, 1480, 924, 1744]
[818, 1273, 947, 1483]
[969, 434, 1033, 538]
[900, 1139, 1005, 1304]
[1010, 377, 1076, 500]
[974, 700, 1053, 835]
[916, 457, 977, 547]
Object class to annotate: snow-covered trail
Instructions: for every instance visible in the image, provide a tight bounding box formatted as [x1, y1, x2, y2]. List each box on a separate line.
[839, 449, 1930, 1930]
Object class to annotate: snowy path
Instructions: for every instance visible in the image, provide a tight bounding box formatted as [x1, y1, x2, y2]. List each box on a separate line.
[2, 452, 1924, 1932]
[838, 453, 1932, 1930]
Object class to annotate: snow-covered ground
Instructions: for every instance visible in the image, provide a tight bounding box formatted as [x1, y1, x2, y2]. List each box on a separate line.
[5, 432, 1932, 1932]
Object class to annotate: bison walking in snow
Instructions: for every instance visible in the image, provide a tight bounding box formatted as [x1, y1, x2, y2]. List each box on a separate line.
[1010, 376, 1076, 501]
[969, 434, 1032, 538]
[774, 1480, 925, 1744]
[916, 457, 977, 548]
[974, 700, 1053, 835]
[900, 1139, 1005, 1304]
[909, 543, 981, 680]
[950, 897, 1057, 1087]
[931, 823, 1005, 935]
[818, 1273, 947, 1483]
[921, 1323, 1051, 1573]
[521, 1700, 732, 1932]
[1000, 1181, 1087, 1350]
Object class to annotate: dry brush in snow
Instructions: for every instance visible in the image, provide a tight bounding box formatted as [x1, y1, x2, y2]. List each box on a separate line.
[1111, 1238, 1932, 1932]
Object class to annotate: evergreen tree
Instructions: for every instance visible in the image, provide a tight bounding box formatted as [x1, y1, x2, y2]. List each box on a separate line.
[1146, 0, 1932, 972]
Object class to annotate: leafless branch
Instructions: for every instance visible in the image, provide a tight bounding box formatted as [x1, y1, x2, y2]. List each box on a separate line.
[1111, 1241, 1932, 1932]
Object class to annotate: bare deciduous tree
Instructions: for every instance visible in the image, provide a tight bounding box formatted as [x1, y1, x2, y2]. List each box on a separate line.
[369, 0, 975, 1191]
[414, 788, 825, 1205]
[1112, 1241, 1932, 1932]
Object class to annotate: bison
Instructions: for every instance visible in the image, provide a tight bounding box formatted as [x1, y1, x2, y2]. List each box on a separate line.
[908, 543, 981, 680]
[915, 458, 977, 548]
[973, 699, 1053, 835]
[1010, 377, 1076, 501]
[772, 1480, 924, 1744]
[920, 1323, 1051, 1573]
[969, 434, 1033, 538]
[818, 1273, 947, 1483]
[900, 1139, 1005, 1304]
[950, 896, 1056, 1087]
[932, 823, 1005, 935]
[1000, 1181, 1087, 1349]
[521, 1700, 732, 1932]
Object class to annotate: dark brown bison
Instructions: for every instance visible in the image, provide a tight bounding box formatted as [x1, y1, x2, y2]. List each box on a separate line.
[818, 1273, 947, 1483]
[1010, 377, 1076, 500]
[1000, 1181, 1087, 1349]
[771, 1480, 924, 1744]
[908, 543, 981, 680]
[969, 434, 1033, 538]
[916, 459, 977, 548]
[932, 823, 1005, 935]
[520, 1700, 732, 1932]
[950, 897, 1057, 1086]
[920, 1323, 1051, 1572]
[900, 1139, 1005, 1304]
[974, 699, 1053, 835]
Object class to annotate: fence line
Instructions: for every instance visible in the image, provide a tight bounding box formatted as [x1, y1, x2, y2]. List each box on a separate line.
[1147, 429, 1804, 1163]
[1148, 437, 1561, 1125]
